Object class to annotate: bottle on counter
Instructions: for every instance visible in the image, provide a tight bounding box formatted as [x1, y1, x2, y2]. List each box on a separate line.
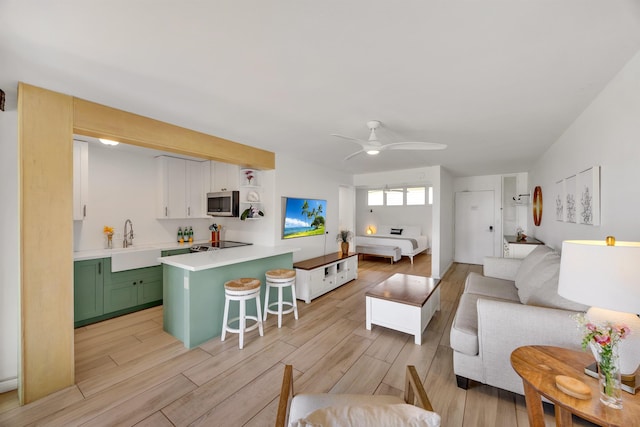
[188, 226, 194, 243]
[177, 227, 183, 243]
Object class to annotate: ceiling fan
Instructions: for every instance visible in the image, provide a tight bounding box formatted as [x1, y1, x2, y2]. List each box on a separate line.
[383, 185, 403, 193]
[331, 120, 447, 161]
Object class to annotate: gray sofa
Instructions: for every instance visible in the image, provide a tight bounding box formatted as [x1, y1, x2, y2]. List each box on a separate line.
[450, 245, 589, 395]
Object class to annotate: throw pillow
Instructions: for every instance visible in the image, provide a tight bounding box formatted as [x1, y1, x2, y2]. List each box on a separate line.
[517, 253, 561, 304]
[514, 245, 554, 289]
[390, 228, 403, 235]
[290, 403, 441, 427]
[526, 263, 590, 311]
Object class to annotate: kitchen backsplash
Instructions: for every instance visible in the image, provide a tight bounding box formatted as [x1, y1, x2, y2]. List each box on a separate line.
[73, 142, 217, 251]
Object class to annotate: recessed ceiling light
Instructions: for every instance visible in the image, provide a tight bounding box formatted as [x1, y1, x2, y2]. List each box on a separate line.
[366, 149, 380, 155]
[99, 138, 120, 146]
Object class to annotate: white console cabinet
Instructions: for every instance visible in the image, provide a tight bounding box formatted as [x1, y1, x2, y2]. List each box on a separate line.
[294, 253, 358, 303]
[503, 235, 545, 258]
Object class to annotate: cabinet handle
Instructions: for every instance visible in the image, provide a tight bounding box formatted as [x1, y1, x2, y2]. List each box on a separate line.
[139, 280, 143, 284]
[83, 205, 87, 218]
[165, 207, 168, 217]
[188, 207, 191, 216]
[133, 281, 137, 286]
[98, 262, 101, 274]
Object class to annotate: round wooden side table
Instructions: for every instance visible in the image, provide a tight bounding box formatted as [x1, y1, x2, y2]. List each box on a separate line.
[510, 345, 640, 427]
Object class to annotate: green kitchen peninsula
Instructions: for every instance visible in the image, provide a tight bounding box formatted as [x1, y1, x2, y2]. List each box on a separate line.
[159, 245, 299, 348]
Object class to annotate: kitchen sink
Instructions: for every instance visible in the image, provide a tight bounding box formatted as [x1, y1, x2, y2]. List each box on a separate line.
[111, 247, 161, 272]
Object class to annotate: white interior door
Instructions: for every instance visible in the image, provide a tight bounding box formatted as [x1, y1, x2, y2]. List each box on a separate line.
[455, 191, 495, 264]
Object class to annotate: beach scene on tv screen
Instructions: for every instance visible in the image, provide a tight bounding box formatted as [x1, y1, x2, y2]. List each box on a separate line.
[283, 198, 326, 239]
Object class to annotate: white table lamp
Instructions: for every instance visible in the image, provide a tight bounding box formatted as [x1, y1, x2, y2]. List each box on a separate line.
[558, 238, 640, 393]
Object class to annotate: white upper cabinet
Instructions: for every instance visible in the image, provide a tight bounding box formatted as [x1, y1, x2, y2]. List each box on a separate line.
[186, 160, 206, 218]
[157, 156, 208, 219]
[73, 140, 89, 220]
[210, 161, 239, 192]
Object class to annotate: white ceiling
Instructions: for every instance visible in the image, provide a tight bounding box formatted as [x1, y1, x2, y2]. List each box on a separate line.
[2, 1, 640, 176]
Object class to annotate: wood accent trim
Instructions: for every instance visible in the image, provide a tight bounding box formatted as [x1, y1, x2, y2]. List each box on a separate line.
[18, 83, 75, 404]
[73, 98, 274, 170]
[275, 365, 293, 427]
[17, 82, 276, 405]
[404, 365, 434, 411]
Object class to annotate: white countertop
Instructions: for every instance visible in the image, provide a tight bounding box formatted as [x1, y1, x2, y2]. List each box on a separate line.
[158, 245, 300, 272]
[73, 240, 209, 261]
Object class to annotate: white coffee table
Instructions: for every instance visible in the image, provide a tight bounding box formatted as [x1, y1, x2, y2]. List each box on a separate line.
[365, 273, 440, 345]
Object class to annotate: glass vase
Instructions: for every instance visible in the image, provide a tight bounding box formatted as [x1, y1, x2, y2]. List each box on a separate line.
[106, 234, 113, 249]
[590, 342, 623, 409]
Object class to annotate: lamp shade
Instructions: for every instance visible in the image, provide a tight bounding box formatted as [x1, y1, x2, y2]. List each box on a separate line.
[558, 240, 640, 314]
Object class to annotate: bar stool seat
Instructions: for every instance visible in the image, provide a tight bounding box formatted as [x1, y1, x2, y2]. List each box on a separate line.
[264, 269, 299, 328]
[221, 278, 263, 349]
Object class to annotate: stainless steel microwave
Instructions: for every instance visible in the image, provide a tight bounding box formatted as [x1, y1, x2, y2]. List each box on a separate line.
[207, 191, 240, 217]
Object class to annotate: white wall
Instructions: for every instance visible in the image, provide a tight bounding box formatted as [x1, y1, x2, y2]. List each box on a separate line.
[354, 167, 443, 275]
[338, 185, 355, 235]
[529, 49, 640, 250]
[0, 107, 19, 392]
[435, 167, 455, 279]
[354, 188, 432, 247]
[453, 175, 503, 258]
[452, 173, 527, 256]
[74, 144, 214, 251]
[74, 144, 281, 251]
[273, 153, 354, 261]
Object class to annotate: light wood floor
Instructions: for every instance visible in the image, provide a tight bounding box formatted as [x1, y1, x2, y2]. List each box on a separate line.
[0, 256, 595, 426]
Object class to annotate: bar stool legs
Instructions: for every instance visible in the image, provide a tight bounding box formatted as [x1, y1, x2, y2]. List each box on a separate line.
[264, 269, 298, 328]
[221, 278, 263, 349]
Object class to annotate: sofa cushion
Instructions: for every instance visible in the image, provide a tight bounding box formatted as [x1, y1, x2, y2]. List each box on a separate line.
[450, 293, 519, 356]
[525, 266, 589, 312]
[464, 272, 520, 302]
[517, 253, 561, 304]
[514, 245, 554, 289]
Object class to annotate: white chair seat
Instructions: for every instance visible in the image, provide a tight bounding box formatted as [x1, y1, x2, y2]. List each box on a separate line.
[276, 365, 440, 427]
[289, 393, 404, 422]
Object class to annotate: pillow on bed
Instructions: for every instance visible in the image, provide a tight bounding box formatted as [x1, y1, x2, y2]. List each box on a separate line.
[401, 226, 421, 236]
[378, 225, 392, 235]
[390, 228, 403, 235]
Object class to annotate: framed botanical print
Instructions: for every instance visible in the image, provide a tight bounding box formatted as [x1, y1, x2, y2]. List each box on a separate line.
[564, 175, 576, 223]
[577, 166, 600, 225]
[555, 179, 564, 222]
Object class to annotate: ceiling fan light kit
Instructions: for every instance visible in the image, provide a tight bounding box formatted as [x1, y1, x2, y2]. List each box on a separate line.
[331, 120, 447, 161]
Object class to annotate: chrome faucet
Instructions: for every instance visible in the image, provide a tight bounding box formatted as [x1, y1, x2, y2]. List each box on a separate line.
[123, 219, 134, 248]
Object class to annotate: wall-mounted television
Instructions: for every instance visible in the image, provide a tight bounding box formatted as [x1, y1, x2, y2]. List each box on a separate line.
[282, 197, 327, 239]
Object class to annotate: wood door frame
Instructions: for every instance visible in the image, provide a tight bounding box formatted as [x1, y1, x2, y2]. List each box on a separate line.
[18, 83, 275, 404]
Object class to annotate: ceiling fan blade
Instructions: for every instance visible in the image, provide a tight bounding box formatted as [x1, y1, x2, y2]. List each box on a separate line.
[343, 149, 365, 161]
[382, 142, 448, 151]
[330, 134, 368, 144]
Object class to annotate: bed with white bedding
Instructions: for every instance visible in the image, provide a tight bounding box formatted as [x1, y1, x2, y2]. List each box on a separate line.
[355, 225, 428, 264]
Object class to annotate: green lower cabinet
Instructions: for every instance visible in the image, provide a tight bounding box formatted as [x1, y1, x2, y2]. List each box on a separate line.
[104, 278, 163, 312]
[161, 248, 190, 257]
[104, 280, 140, 312]
[74, 260, 163, 327]
[104, 266, 163, 313]
[139, 279, 163, 304]
[74, 258, 106, 322]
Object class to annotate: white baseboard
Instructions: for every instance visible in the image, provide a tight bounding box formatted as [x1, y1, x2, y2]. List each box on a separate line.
[0, 377, 18, 393]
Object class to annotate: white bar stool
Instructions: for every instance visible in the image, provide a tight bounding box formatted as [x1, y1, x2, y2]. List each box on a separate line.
[263, 269, 299, 328]
[221, 278, 264, 349]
